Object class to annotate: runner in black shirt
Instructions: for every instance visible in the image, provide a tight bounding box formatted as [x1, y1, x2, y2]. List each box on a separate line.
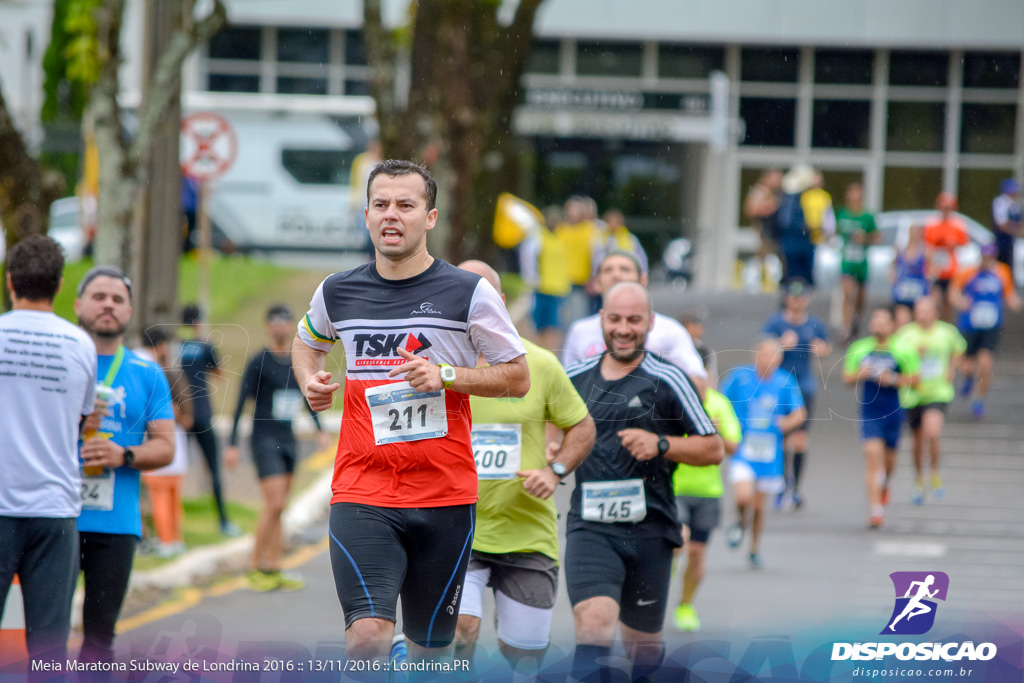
[565, 282, 723, 682]
[226, 304, 330, 592]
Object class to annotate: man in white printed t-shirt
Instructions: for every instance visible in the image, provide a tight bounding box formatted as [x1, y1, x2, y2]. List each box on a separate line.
[0, 235, 98, 667]
[562, 251, 707, 395]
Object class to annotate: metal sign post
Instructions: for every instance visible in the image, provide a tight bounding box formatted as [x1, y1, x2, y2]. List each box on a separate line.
[180, 112, 238, 326]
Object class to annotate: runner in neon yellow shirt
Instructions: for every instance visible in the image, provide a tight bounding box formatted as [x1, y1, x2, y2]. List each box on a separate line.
[891, 297, 966, 505]
[671, 346, 742, 632]
[455, 261, 595, 675]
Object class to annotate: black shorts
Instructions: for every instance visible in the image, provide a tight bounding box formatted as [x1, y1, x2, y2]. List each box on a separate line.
[964, 328, 1001, 357]
[906, 402, 948, 431]
[564, 528, 675, 634]
[675, 496, 721, 544]
[328, 502, 475, 648]
[251, 430, 298, 479]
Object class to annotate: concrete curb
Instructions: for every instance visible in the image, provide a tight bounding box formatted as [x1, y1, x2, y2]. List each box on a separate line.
[129, 468, 333, 592]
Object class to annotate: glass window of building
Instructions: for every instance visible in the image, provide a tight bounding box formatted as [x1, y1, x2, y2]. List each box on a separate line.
[345, 79, 371, 96]
[209, 26, 262, 61]
[534, 148, 588, 208]
[281, 149, 356, 185]
[277, 28, 329, 64]
[658, 45, 724, 79]
[821, 170, 866, 210]
[958, 168, 1014, 224]
[814, 49, 874, 84]
[344, 29, 368, 66]
[576, 41, 643, 77]
[889, 51, 948, 87]
[883, 167, 943, 211]
[812, 100, 871, 149]
[961, 103, 1018, 154]
[208, 73, 260, 93]
[740, 48, 799, 82]
[740, 97, 796, 146]
[527, 40, 561, 75]
[886, 101, 945, 152]
[610, 153, 681, 220]
[962, 51, 1020, 89]
[277, 77, 328, 95]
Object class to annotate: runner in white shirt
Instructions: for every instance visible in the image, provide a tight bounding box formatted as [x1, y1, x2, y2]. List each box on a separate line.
[562, 251, 707, 393]
[0, 235, 97, 667]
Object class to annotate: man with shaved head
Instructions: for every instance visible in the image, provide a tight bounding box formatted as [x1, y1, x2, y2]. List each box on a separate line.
[720, 338, 805, 568]
[565, 282, 723, 682]
[454, 260, 595, 676]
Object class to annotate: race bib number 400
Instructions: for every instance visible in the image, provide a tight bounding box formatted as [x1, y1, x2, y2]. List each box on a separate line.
[80, 467, 114, 511]
[582, 479, 647, 523]
[471, 424, 522, 479]
[364, 382, 448, 446]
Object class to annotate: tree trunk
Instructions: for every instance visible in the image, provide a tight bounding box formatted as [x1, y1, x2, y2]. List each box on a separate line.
[0, 80, 65, 309]
[363, 0, 545, 264]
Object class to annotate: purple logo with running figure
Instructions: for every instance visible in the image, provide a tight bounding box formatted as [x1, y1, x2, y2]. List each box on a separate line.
[881, 571, 950, 635]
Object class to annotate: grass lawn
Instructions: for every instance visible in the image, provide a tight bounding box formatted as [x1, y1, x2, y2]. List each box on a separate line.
[133, 496, 259, 572]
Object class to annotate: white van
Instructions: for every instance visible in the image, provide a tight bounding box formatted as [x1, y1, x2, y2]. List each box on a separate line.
[181, 92, 375, 262]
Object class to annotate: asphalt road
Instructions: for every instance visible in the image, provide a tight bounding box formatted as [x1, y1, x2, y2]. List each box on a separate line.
[118, 287, 1024, 680]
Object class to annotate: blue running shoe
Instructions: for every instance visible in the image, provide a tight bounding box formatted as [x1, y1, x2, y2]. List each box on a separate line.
[959, 376, 974, 398]
[389, 635, 408, 683]
[972, 400, 985, 420]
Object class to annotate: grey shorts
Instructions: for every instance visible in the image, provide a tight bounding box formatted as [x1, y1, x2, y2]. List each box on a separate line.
[466, 550, 558, 609]
[675, 496, 721, 544]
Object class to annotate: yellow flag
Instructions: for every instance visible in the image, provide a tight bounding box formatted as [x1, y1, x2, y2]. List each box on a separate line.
[493, 193, 544, 249]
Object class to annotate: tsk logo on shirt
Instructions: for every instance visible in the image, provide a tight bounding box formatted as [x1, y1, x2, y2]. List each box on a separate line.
[353, 332, 433, 366]
[881, 571, 949, 635]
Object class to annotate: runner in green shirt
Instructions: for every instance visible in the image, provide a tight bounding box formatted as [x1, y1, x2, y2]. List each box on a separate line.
[836, 183, 878, 341]
[891, 296, 966, 505]
[843, 308, 920, 529]
[671, 345, 742, 632]
[454, 261, 595, 675]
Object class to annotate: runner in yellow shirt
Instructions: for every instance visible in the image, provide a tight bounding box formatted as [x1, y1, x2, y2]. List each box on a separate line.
[454, 260, 596, 676]
[891, 296, 966, 505]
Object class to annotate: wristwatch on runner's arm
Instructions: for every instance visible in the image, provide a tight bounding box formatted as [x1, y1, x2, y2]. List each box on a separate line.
[549, 462, 568, 478]
[438, 363, 456, 388]
[657, 436, 670, 457]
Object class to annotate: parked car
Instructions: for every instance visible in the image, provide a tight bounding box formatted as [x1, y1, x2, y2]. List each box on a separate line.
[814, 210, 1023, 295]
[0, 196, 87, 264]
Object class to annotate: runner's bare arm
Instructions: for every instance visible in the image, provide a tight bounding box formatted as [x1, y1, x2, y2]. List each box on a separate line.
[292, 335, 340, 412]
[778, 406, 808, 435]
[517, 415, 596, 500]
[389, 348, 529, 398]
[617, 429, 724, 466]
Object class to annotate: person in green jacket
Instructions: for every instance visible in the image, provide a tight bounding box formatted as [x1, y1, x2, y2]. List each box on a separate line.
[671, 345, 742, 632]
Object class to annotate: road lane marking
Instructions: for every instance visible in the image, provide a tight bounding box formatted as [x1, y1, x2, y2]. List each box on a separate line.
[119, 538, 329, 633]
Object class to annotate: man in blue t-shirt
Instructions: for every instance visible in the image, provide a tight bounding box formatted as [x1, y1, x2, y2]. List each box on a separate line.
[721, 338, 805, 568]
[761, 278, 831, 508]
[76, 267, 175, 663]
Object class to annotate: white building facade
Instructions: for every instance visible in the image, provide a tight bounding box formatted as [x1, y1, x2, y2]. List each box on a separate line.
[2, 0, 1022, 286]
